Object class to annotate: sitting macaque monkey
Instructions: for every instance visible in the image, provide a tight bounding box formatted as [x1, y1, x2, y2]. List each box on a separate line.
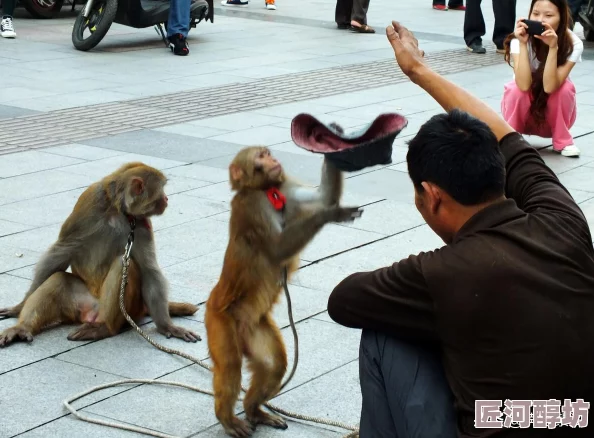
[0, 162, 200, 347]
[204, 146, 362, 437]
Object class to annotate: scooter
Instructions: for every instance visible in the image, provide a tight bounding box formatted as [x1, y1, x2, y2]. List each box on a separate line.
[577, 0, 594, 41]
[71, 0, 213, 51]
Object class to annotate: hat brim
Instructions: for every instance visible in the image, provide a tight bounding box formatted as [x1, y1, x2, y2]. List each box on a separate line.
[290, 113, 408, 172]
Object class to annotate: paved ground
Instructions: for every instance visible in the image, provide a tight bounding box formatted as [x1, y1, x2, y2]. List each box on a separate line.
[1, 0, 594, 437]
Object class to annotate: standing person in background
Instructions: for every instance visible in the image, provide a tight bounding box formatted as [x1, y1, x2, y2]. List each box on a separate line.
[464, 0, 517, 53]
[335, 0, 375, 33]
[432, 0, 466, 11]
[1, 0, 16, 38]
[501, 0, 583, 157]
[566, 0, 583, 29]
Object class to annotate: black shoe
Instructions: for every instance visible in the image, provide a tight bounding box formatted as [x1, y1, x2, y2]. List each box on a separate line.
[466, 40, 486, 54]
[168, 34, 189, 56]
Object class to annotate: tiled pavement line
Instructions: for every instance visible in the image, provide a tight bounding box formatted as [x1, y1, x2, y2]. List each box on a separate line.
[0, 48, 502, 156]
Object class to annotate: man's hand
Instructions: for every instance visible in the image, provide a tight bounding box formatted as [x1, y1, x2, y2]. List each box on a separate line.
[386, 21, 426, 80]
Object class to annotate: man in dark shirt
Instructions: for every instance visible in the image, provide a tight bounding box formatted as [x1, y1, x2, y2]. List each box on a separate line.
[328, 21, 594, 438]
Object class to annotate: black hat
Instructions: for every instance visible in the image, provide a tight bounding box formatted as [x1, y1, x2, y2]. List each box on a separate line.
[290, 112, 408, 172]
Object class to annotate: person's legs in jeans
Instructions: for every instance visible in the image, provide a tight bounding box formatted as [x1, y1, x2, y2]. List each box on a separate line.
[335, 0, 353, 28]
[1, 0, 17, 39]
[350, 0, 374, 33]
[359, 330, 457, 438]
[464, 0, 486, 53]
[167, 0, 191, 55]
[492, 0, 516, 51]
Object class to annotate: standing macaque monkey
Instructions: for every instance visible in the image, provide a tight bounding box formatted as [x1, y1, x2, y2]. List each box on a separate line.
[0, 162, 200, 347]
[205, 146, 362, 437]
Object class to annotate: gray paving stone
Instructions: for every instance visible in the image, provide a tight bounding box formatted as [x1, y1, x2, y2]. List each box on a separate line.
[153, 123, 231, 139]
[160, 174, 215, 197]
[209, 125, 292, 147]
[151, 194, 229, 231]
[0, 150, 84, 178]
[540, 150, 594, 175]
[0, 319, 95, 374]
[559, 166, 594, 194]
[81, 130, 244, 163]
[188, 111, 290, 132]
[57, 153, 188, 180]
[0, 169, 95, 204]
[4, 266, 34, 280]
[0, 224, 61, 253]
[166, 163, 230, 183]
[300, 224, 384, 262]
[154, 218, 230, 261]
[254, 102, 345, 119]
[0, 219, 34, 237]
[270, 360, 361, 434]
[42, 143, 128, 161]
[19, 414, 148, 438]
[0, 104, 40, 119]
[56, 318, 208, 380]
[0, 188, 85, 227]
[0, 242, 43, 274]
[347, 168, 416, 203]
[83, 364, 219, 437]
[341, 199, 425, 236]
[162, 251, 226, 304]
[290, 225, 444, 292]
[0, 358, 135, 437]
[0, 273, 30, 314]
[184, 181, 234, 203]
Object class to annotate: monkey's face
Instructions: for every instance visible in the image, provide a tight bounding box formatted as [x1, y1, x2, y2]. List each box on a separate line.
[254, 148, 283, 184]
[127, 176, 169, 218]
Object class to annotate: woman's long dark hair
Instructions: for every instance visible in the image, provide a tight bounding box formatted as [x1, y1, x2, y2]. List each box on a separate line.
[503, 0, 574, 126]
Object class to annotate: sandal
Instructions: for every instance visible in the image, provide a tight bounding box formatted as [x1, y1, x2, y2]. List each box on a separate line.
[350, 24, 375, 33]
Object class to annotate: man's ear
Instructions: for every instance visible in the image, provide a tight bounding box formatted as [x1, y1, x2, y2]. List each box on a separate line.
[230, 164, 244, 183]
[130, 177, 145, 196]
[421, 181, 441, 215]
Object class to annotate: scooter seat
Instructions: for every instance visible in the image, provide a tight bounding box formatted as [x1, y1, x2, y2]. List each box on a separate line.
[115, 0, 210, 28]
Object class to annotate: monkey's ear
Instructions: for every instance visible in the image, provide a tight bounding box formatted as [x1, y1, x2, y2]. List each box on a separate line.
[230, 164, 243, 183]
[130, 177, 145, 196]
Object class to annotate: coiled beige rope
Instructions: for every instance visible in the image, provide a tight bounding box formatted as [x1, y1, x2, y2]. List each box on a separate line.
[64, 224, 359, 438]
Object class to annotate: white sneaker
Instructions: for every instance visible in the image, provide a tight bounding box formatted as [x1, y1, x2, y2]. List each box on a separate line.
[1, 16, 16, 39]
[265, 0, 276, 9]
[221, 0, 248, 6]
[560, 145, 581, 157]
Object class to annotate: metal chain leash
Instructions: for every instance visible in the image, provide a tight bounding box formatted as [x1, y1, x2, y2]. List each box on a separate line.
[64, 221, 360, 438]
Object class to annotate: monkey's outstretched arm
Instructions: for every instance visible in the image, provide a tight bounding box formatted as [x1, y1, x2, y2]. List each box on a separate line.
[27, 244, 72, 298]
[270, 204, 360, 263]
[285, 157, 343, 206]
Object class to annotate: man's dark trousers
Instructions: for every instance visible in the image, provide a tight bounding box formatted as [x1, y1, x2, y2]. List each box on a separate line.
[358, 330, 457, 437]
[464, 0, 517, 49]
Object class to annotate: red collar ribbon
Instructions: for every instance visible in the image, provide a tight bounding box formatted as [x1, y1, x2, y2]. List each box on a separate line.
[266, 187, 286, 211]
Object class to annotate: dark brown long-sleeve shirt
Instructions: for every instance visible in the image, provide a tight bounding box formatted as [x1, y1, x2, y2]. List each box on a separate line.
[328, 132, 594, 437]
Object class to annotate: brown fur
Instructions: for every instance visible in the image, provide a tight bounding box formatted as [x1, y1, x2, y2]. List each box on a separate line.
[205, 146, 362, 437]
[0, 162, 200, 347]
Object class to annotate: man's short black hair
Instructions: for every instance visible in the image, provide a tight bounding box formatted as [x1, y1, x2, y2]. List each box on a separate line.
[406, 109, 505, 206]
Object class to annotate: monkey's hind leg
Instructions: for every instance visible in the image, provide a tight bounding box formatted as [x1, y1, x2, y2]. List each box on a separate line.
[0, 272, 96, 348]
[68, 257, 144, 341]
[243, 314, 288, 430]
[206, 310, 254, 438]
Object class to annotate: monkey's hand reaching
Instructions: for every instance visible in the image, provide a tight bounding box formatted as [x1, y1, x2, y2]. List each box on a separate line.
[328, 206, 363, 223]
[159, 324, 201, 342]
[0, 305, 21, 318]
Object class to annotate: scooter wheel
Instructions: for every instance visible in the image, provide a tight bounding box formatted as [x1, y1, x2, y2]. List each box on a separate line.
[72, 0, 118, 51]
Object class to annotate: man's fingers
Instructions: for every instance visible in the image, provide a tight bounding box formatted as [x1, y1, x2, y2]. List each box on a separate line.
[386, 24, 400, 47]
